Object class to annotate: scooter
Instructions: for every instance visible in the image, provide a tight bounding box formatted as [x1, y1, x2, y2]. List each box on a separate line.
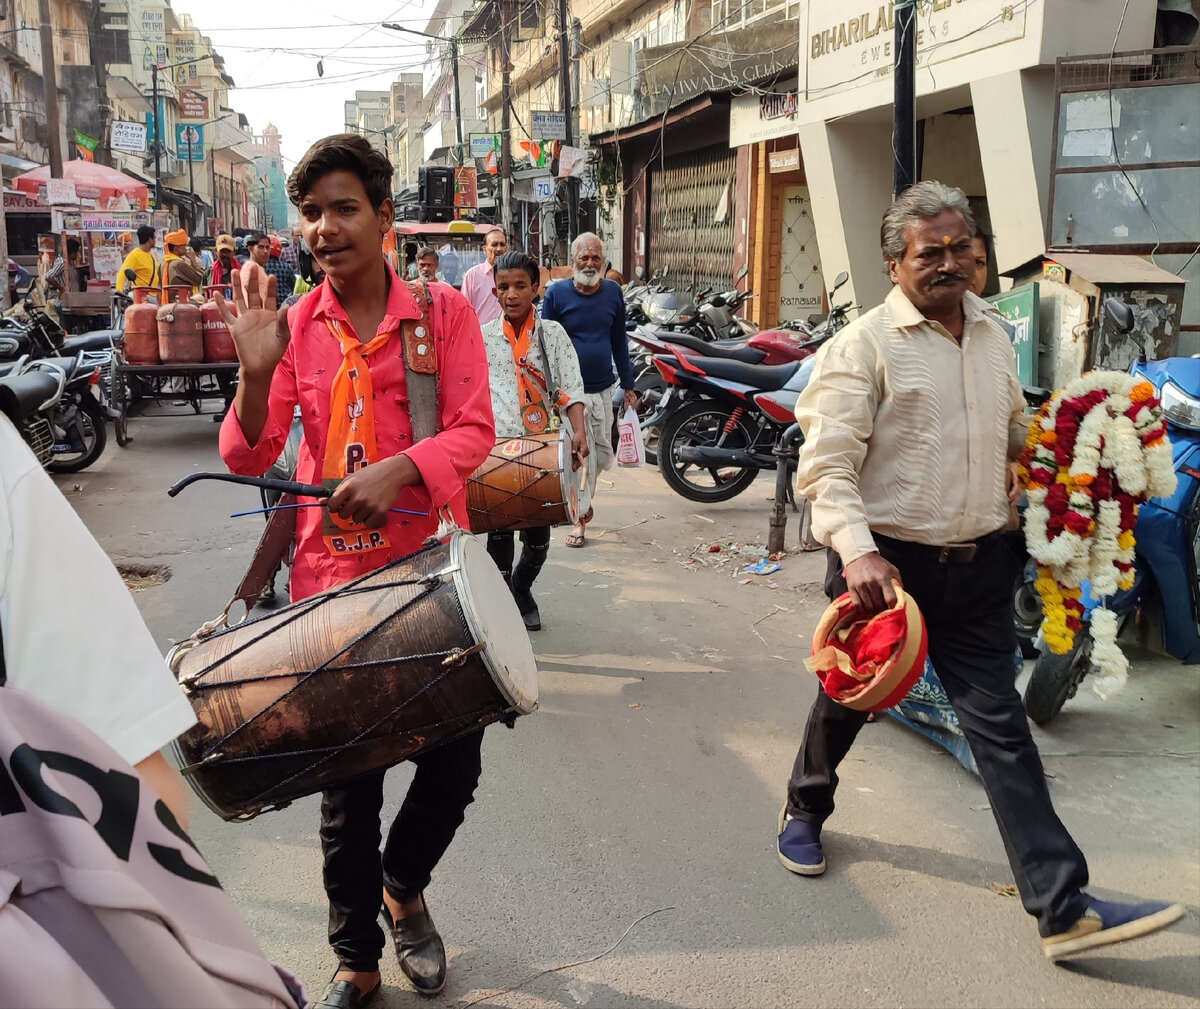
[1023, 297, 1200, 723]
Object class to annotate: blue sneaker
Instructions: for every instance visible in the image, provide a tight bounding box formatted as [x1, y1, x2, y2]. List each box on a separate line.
[777, 806, 826, 876]
[1043, 895, 1184, 962]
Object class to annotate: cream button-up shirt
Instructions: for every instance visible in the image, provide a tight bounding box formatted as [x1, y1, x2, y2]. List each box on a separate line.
[795, 285, 1029, 565]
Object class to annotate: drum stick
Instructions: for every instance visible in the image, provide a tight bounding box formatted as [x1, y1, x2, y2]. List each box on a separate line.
[168, 472, 328, 499]
[229, 503, 430, 519]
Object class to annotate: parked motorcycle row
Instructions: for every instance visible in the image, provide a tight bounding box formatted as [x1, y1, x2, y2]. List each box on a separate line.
[0, 292, 124, 473]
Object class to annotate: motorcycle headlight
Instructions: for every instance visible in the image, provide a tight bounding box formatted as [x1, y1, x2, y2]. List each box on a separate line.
[1160, 380, 1200, 431]
[645, 301, 675, 325]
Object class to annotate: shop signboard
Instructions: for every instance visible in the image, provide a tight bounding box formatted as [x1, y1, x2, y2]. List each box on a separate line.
[111, 120, 148, 153]
[777, 186, 825, 317]
[987, 283, 1040, 386]
[454, 166, 478, 208]
[3, 191, 47, 213]
[768, 148, 801, 173]
[804, 0, 1027, 101]
[176, 124, 205, 161]
[729, 90, 799, 148]
[530, 110, 566, 141]
[469, 133, 499, 158]
[179, 90, 209, 120]
[46, 179, 78, 206]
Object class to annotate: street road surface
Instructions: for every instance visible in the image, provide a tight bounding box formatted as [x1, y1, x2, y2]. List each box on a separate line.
[58, 413, 1200, 1009]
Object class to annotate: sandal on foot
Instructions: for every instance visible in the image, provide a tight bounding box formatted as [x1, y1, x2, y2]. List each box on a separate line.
[565, 529, 586, 548]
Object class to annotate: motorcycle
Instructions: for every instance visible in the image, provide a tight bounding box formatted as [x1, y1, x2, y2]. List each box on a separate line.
[1022, 297, 1200, 723]
[0, 356, 66, 466]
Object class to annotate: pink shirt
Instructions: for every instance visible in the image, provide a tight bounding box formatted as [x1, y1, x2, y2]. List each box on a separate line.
[219, 267, 495, 602]
[460, 260, 501, 327]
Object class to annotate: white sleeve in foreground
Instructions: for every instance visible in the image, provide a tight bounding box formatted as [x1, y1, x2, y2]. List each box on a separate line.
[1, 446, 197, 766]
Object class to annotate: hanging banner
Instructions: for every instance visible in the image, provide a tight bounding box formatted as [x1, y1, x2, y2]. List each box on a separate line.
[73, 129, 98, 163]
[47, 179, 78, 206]
[454, 166, 478, 208]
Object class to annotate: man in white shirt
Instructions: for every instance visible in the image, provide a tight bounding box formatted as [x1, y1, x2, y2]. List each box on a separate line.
[776, 181, 1183, 964]
[459, 227, 508, 326]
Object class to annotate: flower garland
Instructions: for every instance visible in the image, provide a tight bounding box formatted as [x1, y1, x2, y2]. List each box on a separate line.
[1018, 371, 1175, 698]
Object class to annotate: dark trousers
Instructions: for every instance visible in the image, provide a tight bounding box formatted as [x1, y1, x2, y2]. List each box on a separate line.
[786, 535, 1090, 937]
[319, 730, 484, 971]
[486, 526, 551, 588]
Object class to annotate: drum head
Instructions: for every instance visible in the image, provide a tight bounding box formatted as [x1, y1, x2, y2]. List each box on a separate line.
[450, 534, 539, 714]
[557, 412, 586, 524]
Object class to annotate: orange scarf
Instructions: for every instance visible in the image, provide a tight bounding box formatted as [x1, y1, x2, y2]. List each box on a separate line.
[321, 316, 393, 555]
[503, 312, 552, 434]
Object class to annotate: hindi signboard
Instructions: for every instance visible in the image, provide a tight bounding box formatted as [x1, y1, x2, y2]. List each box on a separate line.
[178, 90, 209, 120]
[46, 179, 78, 206]
[987, 284, 1040, 386]
[175, 123, 205, 161]
[111, 120, 148, 153]
[530, 110, 567, 141]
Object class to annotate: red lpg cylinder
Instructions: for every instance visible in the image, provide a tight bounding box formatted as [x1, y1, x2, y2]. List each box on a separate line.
[202, 285, 238, 363]
[157, 285, 204, 364]
[122, 288, 161, 365]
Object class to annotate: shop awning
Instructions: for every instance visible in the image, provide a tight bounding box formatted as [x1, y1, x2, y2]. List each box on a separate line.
[591, 93, 720, 146]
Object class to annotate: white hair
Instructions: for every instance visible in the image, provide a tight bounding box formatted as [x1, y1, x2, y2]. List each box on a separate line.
[570, 232, 605, 259]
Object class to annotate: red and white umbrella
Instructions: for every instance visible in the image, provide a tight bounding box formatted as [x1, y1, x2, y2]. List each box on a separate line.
[12, 159, 149, 210]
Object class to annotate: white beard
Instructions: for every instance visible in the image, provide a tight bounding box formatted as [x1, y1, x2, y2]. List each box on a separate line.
[574, 267, 600, 287]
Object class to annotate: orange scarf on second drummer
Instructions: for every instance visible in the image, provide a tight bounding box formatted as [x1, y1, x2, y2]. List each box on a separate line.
[321, 316, 393, 555]
[503, 311, 553, 434]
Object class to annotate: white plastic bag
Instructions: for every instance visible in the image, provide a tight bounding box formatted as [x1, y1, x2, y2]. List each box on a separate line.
[616, 406, 646, 467]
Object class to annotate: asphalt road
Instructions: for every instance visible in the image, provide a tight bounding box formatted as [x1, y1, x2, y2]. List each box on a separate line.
[57, 409, 1200, 1009]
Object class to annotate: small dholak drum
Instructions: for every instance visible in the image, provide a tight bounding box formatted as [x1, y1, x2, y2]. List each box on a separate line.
[169, 533, 538, 820]
[467, 416, 586, 533]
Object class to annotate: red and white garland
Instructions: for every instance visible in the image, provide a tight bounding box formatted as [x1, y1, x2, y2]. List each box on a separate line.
[1018, 371, 1175, 698]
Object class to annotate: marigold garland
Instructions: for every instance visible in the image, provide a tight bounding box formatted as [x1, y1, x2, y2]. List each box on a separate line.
[1018, 371, 1175, 698]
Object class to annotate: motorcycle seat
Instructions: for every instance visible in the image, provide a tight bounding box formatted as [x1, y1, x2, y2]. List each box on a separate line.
[61, 331, 115, 354]
[690, 357, 801, 391]
[0, 370, 61, 424]
[665, 332, 764, 364]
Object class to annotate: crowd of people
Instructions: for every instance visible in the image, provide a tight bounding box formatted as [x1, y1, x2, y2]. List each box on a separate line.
[0, 134, 1185, 1009]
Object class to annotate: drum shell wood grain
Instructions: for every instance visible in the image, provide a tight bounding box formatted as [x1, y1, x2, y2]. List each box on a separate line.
[172, 541, 518, 820]
[466, 434, 572, 532]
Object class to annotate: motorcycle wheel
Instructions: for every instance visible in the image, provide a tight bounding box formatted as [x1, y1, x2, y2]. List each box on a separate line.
[47, 391, 107, 474]
[657, 400, 760, 503]
[1013, 569, 1043, 659]
[1023, 633, 1092, 725]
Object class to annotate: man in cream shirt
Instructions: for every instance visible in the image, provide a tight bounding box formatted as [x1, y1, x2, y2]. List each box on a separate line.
[776, 181, 1183, 964]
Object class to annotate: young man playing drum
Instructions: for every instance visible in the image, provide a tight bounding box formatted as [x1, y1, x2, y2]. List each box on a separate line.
[215, 133, 495, 1009]
[480, 250, 588, 631]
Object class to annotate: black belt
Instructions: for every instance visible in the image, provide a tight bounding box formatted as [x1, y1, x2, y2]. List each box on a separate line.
[874, 529, 1007, 565]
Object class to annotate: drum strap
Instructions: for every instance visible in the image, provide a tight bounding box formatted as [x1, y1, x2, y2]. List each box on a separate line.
[229, 282, 440, 612]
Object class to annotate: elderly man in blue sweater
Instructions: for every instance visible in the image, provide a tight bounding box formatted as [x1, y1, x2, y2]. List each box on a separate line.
[542, 232, 637, 547]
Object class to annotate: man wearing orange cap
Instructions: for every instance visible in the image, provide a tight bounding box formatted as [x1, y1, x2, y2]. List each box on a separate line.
[163, 228, 204, 293]
[777, 180, 1183, 965]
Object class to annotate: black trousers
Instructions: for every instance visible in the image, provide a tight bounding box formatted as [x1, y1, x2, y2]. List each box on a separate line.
[486, 526, 551, 586]
[319, 730, 484, 971]
[785, 534, 1090, 937]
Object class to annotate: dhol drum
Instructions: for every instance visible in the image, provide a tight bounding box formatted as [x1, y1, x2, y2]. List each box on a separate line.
[466, 416, 586, 533]
[169, 532, 538, 820]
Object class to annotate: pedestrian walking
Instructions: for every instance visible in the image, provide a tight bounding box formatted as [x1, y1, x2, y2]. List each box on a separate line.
[460, 226, 508, 325]
[480, 250, 588, 630]
[776, 180, 1184, 963]
[540, 232, 637, 547]
[215, 133, 495, 1008]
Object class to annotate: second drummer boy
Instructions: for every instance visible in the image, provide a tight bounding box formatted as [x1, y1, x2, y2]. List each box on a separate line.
[216, 133, 495, 1009]
[480, 250, 588, 631]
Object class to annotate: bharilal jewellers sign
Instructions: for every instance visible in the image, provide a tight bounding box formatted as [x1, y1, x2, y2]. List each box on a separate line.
[805, 0, 1027, 100]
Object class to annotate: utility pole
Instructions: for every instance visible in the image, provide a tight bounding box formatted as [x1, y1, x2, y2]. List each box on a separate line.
[90, 0, 111, 165]
[152, 64, 162, 209]
[499, 0, 514, 236]
[449, 37, 464, 166]
[37, 0, 63, 177]
[555, 0, 578, 240]
[186, 130, 195, 230]
[892, 0, 917, 197]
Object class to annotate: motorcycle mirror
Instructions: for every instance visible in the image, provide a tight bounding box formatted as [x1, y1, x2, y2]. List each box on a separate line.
[124, 268, 137, 282]
[832, 270, 849, 290]
[635, 266, 645, 280]
[736, 263, 749, 281]
[1103, 297, 1135, 335]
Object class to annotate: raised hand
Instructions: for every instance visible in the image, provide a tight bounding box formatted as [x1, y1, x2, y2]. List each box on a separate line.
[214, 268, 290, 380]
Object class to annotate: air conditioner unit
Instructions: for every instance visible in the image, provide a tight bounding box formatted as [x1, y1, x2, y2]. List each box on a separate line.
[162, 154, 183, 177]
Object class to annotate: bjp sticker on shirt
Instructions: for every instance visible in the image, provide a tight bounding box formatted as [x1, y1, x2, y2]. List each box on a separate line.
[522, 404, 549, 433]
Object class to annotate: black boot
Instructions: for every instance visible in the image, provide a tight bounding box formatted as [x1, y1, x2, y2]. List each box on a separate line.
[509, 550, 545, 632]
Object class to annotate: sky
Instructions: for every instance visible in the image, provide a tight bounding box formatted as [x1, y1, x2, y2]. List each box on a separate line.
[168, 0, 442, 170]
